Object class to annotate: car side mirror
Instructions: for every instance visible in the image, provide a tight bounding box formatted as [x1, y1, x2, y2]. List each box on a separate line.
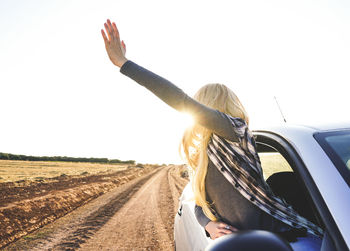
[205, 230, 292, 251]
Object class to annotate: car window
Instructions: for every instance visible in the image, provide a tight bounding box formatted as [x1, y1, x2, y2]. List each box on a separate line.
[258, 152, 293, 180]
[324, 133, 350, 168]
[314, 130, 350, 186]
[255, 135, 325, 230]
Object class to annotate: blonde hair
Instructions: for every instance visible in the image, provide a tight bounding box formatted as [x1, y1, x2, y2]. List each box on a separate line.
[181, 83, 249, 221]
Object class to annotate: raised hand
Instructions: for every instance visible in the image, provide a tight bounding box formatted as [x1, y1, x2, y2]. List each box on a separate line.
[101, 19, 128, 68]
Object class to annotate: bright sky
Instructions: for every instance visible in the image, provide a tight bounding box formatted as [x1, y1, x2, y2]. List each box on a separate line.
[0, 0, 349, 164]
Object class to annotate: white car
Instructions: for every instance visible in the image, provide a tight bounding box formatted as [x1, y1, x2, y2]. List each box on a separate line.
[174, 123, 350, 251]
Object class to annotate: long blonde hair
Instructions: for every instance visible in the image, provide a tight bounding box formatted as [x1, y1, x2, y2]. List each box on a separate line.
[181, 83, 249, 221]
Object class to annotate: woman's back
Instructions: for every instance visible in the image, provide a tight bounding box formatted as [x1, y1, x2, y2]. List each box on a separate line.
[205, 159, 290, 232]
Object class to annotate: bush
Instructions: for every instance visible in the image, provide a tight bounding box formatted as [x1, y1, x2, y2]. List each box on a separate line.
[180, 170, 189, 178]
[0, 152, 135, 164]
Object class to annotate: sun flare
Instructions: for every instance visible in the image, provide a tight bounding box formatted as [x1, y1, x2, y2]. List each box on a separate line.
[181, 112, 195, 128]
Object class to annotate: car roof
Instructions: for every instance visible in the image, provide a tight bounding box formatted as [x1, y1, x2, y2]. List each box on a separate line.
[252, 121, 350, 138]
[296, 122, 350, 132]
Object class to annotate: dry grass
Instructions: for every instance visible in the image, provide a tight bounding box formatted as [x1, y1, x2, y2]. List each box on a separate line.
[259, 153, 293, 180]
[0, 160, 129, 183]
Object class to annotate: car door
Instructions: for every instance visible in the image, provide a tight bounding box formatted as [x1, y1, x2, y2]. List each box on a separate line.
[174, 182, 211, 251]
[254, 131, 347, 251]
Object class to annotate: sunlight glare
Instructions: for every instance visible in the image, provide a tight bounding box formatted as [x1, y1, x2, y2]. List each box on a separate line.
[180, 112, 195, 129]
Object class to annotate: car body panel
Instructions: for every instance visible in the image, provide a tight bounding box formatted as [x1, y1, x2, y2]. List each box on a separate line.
[174, 184, 212, 251]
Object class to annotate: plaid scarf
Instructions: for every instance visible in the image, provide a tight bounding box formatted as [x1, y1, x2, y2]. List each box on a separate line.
[206, 115, 323, 237]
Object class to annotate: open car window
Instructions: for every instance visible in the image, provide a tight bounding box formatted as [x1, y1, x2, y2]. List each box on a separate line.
[258, 152, 293, 180]
[254, 134, 325, 229]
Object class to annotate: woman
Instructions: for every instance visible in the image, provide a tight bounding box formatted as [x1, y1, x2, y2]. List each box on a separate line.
[101, 19, 323, 250]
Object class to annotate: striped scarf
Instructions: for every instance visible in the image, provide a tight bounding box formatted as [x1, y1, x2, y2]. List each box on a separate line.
[206, 115, 323, 237]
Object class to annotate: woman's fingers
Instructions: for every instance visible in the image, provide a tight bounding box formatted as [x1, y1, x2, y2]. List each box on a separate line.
[101, 29, 108, 44]
[104, 23, 112, 41]
[218, 222, 238, 232]
[101, 19, 121, 40]
[215, 231, 233, 239]
[107, 19, 116, 40]
[112, 22, 120, 39]
[121, 40, 126, 52]
[107, 19, 113, 39]
[220, 228, 233, 234]
[215, 229, 235, 239]
[103, 19, 121, 43]
[227, 225, 238, 232]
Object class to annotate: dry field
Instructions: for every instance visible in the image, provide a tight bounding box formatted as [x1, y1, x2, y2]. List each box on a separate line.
[2, 164, 188, 250]
[0, 160, 163, 249]
[259, 152, 293, 180]
[0, 159, 131, 183]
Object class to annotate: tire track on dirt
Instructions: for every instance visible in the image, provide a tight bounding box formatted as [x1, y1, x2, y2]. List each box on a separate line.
[55, 176, 154, 249]
[78, 166, 173, 251]
[52, 169, 161, 251]
[159, 167, 176, 242]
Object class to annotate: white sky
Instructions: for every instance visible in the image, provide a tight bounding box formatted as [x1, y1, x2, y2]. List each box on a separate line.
[0, 0, 349, 164]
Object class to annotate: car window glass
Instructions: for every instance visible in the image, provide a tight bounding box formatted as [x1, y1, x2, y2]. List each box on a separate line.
[324, 133, 350, 170]
[314, 130, 350, 186]
[258, 152, 293, 180]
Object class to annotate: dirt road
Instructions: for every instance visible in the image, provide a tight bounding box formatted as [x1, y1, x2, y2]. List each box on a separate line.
[5, 165, 188, 251]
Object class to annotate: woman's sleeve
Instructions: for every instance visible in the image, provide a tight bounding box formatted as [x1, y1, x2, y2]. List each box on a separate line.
[194, 204, 211, 228]
[120, 60, 239, 142]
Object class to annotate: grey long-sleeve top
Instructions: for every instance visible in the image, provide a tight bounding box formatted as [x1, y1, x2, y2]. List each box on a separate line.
[120, 60, 291, 233]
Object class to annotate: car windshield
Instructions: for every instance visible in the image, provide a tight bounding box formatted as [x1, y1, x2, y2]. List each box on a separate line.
[314, 129, 350, 186]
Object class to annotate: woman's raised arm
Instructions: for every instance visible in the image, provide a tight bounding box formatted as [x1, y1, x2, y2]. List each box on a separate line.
[101, 19, 238, 142]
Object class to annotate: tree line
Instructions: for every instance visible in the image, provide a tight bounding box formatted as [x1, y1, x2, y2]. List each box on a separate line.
[0, 152, 135, 164]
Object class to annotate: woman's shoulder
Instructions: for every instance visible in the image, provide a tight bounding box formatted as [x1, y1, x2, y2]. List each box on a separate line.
[223, 114, 248, 128]
[216, 113, 249, 142]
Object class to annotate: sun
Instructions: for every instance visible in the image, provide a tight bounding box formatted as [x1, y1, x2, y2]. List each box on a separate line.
[181, 112, 195, 128]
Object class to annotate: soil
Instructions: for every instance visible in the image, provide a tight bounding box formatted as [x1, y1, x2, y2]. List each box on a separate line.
[2, 165, 189, 250]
